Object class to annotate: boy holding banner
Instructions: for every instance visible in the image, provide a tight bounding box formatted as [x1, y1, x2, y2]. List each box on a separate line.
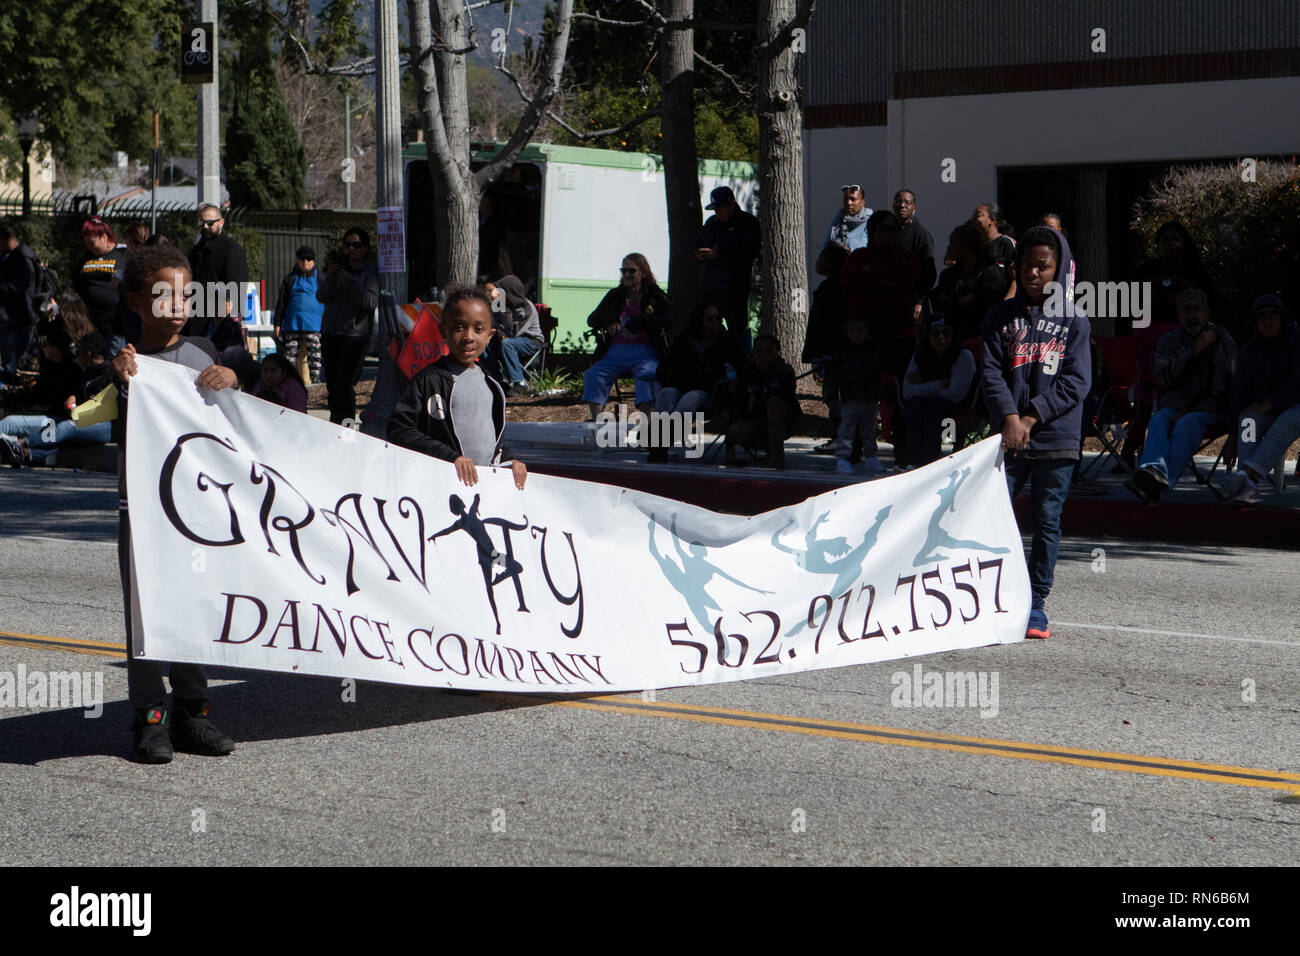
[980, 227, 1090, 641]
[388, 287, 527, 490]
[91, 243, 242, 763]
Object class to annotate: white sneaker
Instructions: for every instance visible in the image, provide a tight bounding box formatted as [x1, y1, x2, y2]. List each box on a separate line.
[1230, 472, 1260, 505]
[861, 457, 887, 475]
[835, 458, 854, 475]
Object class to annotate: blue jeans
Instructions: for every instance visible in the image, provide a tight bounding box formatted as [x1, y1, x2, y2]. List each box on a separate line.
[655, 387, 709, 415]
[1139, 407, 1219, 484]
[485, 335, 541, 384]
[583, 343, 660, 406]
[1006, 455, 1074, 606]
[1237, 404, 1300, 478]
[1, 322, 33, 374]
[0, 415, 111, 462]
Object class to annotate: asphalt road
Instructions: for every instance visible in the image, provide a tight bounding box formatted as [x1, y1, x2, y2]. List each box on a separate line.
[1, 468, 1298, 866]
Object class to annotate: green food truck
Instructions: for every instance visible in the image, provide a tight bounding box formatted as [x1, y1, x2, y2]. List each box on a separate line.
[404, 141, 757, 350]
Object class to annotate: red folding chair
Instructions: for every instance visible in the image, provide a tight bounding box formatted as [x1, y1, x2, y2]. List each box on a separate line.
[1079, 335, 1140, 479]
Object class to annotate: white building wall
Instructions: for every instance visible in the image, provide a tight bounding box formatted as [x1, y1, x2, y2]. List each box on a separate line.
[804, 76, 1300, 286]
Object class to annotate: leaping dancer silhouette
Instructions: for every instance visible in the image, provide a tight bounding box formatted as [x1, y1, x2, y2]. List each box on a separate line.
[913, 468, 1010, 566]
[648, 513, 771, 635]
[771, 505, 891, 635]
[430, 494, 529, 635]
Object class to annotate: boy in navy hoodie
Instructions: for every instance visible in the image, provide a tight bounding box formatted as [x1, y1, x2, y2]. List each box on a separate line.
[981, 227, 1091, 639]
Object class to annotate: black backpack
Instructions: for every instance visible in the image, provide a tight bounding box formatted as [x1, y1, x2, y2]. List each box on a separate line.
[29, 255, 57, 315]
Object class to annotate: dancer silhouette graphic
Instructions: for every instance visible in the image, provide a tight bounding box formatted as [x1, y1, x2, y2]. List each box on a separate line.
[913, 468, 1010, 566]
[648, 513, 771, 634]
[771, 506, 891, 636]
[430, 494, 529, 635]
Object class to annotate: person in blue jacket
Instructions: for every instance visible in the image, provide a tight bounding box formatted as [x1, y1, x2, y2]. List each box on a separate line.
[981, 226, 1091, 640]
[273, 246, 324, 385]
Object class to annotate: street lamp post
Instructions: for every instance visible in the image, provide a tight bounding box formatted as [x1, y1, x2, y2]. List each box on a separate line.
[17, 115, 38, 218]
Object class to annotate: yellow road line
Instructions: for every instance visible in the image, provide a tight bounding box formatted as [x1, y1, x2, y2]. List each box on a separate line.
[550, 695, 1300, 792]
[4, 632, 1295, 791]
[0, 631, 124, 659]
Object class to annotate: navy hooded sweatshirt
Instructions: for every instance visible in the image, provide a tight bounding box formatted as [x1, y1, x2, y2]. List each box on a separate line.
[980, 228, 1092, 456]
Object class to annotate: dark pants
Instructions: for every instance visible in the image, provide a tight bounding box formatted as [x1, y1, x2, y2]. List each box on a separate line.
[727, 396, 795, 463]
[120, 510, 207, 710]
[322, 335, 369, 425]
[0, 321, 33, 374]
[906, 394, 957, 466]
[1005, 455, 1074, 606]
[877, 337, 915, 466]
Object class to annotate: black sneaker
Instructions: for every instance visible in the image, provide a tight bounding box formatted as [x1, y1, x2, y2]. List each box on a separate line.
[132, 707, 174, 764]
[812, 439, 837, 456]
[171, 699, 235, 756]
[0, 434, 28, 468]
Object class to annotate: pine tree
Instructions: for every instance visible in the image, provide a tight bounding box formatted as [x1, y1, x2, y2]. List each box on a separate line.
[225, 1, 306, 209]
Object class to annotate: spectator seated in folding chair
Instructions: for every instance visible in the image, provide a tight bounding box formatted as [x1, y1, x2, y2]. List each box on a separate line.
[520, 304, 558, 381]
[482, 275, 544, 396]
[582, 253, 672, 419]
[902, 316, 976, 467]
[1126, 289, 1236, 503]
[649, 302, 742, 463]
[1115, 316, 1180, 473]
[1223, 295, 1300, 504]
[716, 334, 802, 470]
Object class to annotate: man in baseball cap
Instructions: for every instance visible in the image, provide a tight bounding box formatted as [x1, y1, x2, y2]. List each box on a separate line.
[1126, 286, 1236, 502]
[697, 186, 760, 349]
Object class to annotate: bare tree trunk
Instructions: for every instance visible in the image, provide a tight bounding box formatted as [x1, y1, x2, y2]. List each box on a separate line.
[757, 0, 815, 368]
[659, 0, 700, 326]
[408, 0, 574, 290]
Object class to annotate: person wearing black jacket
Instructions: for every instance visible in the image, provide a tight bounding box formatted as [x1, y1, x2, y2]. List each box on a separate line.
[930, 224, 1009, 342]
[0, 326, 84, 466]
[649, 301, 742, 462]
[0, 224, 37, 375]
[76, 217, 131, 345]
[186, 204, 249, 334]
[697, 186, 760, 350]
[719, 334, 802, 470]
[387, 287, 526, 490]
[893, 190, 937, 320]
[801, 242, 851, 455]
[582, 253, 672, 419]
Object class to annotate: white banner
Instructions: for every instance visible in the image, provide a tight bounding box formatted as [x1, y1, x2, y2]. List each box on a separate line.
[126, 357, 1029, 693]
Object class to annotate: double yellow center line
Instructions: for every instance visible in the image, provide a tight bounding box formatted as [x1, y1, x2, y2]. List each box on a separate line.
[5, 630, 1299, 794]
[554, 696, 1300, 793]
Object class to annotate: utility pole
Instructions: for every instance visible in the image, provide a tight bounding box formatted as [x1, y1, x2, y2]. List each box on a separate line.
[197, 0, 221, 208]
[364, 0, 406, 435]
[344, 93, 353, 210]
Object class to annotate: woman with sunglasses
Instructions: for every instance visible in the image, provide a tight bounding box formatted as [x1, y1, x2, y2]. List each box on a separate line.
[902, 316, 976, 466]
[317, 228, 379, 424]
[582, 253, 672, 420]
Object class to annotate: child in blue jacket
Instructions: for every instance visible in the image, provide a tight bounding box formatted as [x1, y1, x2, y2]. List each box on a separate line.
[980, 226, 1091, 639]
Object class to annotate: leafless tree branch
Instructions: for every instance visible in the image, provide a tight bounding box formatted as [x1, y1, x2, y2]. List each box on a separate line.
[694, 49, 753, 99]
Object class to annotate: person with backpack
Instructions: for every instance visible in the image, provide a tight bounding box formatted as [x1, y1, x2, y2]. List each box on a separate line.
[0, 223, 39, 376]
